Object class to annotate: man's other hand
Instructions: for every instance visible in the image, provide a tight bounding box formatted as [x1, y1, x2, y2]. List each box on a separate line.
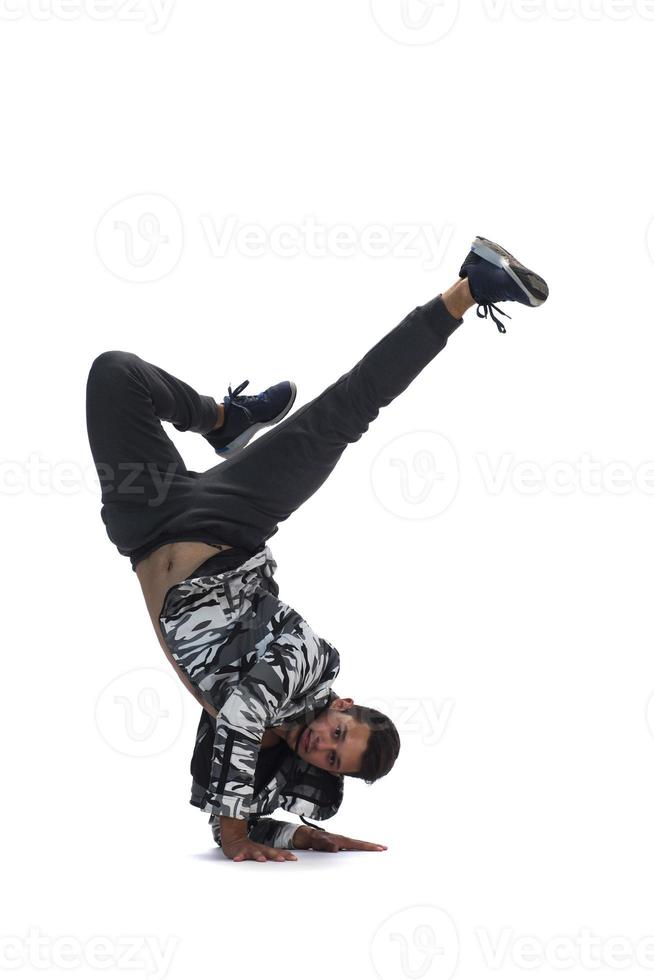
[293, 826, 387, 852]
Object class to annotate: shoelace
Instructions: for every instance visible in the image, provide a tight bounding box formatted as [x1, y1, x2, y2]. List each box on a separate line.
[477, 303, 512, 334]
[227, 379, 256, 422]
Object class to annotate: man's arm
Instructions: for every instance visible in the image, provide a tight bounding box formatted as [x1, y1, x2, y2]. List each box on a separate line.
[206, 631, 329, 829]
[243, 820, 387, 851]
[215, 816, 388, 852]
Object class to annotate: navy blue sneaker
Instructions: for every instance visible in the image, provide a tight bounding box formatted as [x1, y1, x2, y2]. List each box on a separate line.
[205, 379, 297, 458]
[459, 236, 549, 333]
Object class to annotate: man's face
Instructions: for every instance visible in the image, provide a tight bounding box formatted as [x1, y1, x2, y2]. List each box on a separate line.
[293, 698, 370, 776]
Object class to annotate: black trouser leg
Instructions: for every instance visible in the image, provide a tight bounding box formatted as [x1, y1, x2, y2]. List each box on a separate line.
[86, 296, 462, 565]
[85, 350, 219, 557]
[191, 294, 463, 547]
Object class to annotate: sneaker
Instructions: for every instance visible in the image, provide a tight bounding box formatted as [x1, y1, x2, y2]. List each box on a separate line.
[459, 236, 549, 333]
[205, 379, 297, 458]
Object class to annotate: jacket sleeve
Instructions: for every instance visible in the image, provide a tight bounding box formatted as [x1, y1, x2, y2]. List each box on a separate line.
[210, 814, 299, 849]
[247, 818, 299, 849]
[204, 631, 328, 820]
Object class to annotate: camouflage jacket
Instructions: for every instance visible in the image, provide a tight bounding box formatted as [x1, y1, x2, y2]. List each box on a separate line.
[158, 547, 342, 821]
[190, 708, 344, 848]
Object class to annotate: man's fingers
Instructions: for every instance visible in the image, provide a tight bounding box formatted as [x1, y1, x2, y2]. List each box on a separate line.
[262, 846, 297, 862]
[338, 837, 388, 851]
[227, 844, 298, 862]
[262, 847, 297, 861]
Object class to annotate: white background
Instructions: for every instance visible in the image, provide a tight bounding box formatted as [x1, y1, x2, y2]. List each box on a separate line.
[2, 1, 654, 978]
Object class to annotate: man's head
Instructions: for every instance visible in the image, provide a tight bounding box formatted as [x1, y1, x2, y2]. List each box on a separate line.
[292, 697, 400, 782]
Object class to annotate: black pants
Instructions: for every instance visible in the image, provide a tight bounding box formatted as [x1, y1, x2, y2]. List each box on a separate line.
[85, 295, 462, 571]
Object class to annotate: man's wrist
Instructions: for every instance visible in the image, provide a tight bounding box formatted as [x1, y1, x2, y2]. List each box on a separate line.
[220, 815, 249, 845]
[292, 825, 318, 849]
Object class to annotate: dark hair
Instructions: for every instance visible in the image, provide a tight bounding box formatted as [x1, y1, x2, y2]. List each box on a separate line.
[343, 704, 401, 783]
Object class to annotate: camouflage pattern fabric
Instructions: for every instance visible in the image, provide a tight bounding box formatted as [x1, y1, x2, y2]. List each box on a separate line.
[159, 547, 341, 819]
[213, 814, 298, 849]
[190, 708, 344, 848]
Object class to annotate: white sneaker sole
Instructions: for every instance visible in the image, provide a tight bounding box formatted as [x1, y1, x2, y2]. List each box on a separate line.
[471, 237, 548, 307]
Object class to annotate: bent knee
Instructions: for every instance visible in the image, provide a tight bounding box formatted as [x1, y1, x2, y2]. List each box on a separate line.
[88, 350, 140, 381]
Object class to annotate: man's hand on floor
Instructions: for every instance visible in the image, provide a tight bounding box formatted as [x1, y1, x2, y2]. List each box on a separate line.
[218, 816, 387, 860]
[292, 825, 387, 852]
[220, 815, 297, 862]
[221, 838, 298, 862]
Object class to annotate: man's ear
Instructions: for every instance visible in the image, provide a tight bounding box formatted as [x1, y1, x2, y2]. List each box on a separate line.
[331, 697, 354, 711]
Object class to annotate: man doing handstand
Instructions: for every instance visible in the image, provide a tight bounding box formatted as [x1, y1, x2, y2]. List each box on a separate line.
[86, 237, 549, 863]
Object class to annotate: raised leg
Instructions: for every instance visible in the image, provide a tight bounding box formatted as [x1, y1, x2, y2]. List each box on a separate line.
[195, 289, 470, 548]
